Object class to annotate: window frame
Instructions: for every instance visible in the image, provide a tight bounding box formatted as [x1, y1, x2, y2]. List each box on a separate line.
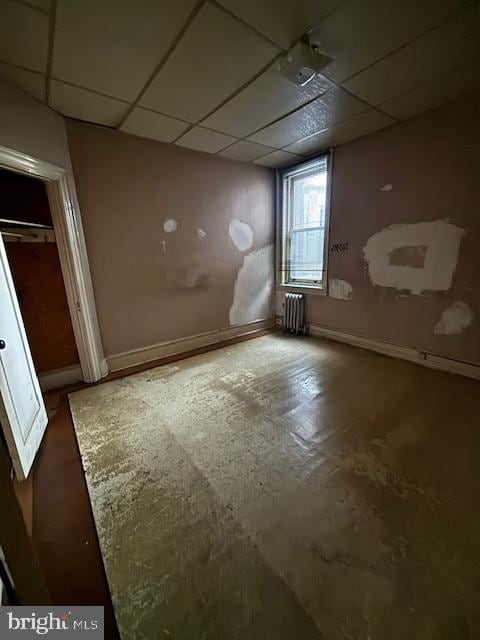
[276, 151, 332, 294]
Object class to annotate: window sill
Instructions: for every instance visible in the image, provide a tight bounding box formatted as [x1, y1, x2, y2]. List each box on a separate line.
[277, 283, 327, 296]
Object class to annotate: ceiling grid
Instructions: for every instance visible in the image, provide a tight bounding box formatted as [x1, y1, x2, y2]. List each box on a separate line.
[44, 0, 57, 103]
[0, 0, 479, 167]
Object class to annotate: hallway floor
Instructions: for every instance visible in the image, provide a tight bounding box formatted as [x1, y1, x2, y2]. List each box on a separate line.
[68, 334, 480, 639]
[32, 390, 119, 638]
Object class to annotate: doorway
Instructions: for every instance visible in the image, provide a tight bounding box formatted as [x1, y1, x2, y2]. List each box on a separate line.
[0, 144, 106, 384]
[0, 169, 81, 388]
[0, 145, 105, 480]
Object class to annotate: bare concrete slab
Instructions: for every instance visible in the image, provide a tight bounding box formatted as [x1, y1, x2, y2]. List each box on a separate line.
[69, 334, 480, 639]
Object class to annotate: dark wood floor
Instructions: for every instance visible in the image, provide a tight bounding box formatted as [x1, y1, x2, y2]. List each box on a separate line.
[32, 389, 120, 639]
[30, 328, 272, 639]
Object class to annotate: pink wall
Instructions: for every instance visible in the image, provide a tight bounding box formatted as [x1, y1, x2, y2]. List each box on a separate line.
[42, 78, 478, 367]
[302, 91, 480, 365]
[66, 121, 275, 358]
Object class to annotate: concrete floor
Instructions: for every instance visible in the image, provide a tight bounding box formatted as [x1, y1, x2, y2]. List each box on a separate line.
[69, 334, 480, 639]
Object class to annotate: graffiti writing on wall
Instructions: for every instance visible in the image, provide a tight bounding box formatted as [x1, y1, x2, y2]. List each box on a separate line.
[331, 241, 349, 254]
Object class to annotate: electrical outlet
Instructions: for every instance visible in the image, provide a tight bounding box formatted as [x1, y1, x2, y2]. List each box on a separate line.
[274, 315, 283, 326]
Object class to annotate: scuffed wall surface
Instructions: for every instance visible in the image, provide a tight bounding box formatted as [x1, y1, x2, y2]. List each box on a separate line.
[304, 91, 480, 365]
[66, 121, 275, 357]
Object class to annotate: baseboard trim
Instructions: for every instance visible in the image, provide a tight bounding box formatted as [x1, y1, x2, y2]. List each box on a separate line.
[99, 358, 109, 379]
[308, 323, 480, 380]
[106, 319, 274, 373]
[39, 364, 83, 391]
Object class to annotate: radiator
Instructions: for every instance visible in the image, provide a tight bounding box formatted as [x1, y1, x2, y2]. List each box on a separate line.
[283, 293, 305, 335]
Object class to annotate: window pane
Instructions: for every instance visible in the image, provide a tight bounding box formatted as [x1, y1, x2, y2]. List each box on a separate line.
[291, 170, 327, 230]
[290, 228, 324, 282]
[281, 154, 330, 287]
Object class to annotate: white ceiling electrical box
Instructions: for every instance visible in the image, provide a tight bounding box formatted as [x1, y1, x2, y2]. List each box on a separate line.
[276, 41, 332, 87]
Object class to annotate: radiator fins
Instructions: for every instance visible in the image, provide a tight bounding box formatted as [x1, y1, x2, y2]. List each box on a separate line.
[283, 293, 305, 335]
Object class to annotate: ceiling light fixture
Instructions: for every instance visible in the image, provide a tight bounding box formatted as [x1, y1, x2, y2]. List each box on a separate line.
[276, 40, 332, 87]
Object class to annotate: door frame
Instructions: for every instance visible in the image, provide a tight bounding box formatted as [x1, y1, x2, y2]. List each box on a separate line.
[0, 144, 107, 383]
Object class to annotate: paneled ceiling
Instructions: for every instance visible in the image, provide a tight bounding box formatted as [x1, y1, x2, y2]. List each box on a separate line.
[1, 0, 480, 167]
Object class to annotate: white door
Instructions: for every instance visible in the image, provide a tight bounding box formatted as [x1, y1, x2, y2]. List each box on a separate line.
[0, 235, 47, 479]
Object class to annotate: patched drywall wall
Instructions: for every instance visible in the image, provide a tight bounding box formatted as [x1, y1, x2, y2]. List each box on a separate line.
[363, 220, 464, 296]
[229, 244, 274, 325]
[66, 121, 275, 356]
[228, 218, 254, 252]
[329, 279, 353, 301]
[434, 302, 473, 335]
[298, 91, 480, 365]
[163, 219, 177, 233]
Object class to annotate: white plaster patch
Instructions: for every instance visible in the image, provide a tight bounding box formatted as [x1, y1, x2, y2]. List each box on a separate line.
[329, 279, 353, 300]
[228, 218, 254, 252]
[434, 301, 473, 335]
[363, 220, 464, 296]
[197, 228, 207, 240]
[381, 184, 393, 192]
[163, 219, 177, 233]
[229, 244, 274, 326]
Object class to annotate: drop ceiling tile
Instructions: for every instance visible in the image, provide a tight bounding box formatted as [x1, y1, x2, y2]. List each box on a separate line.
[380, 59, 480, 120]
[343, 3, 480, 105]
[0, 0, 49, 72]
[52, 0, 197, 101]
[285, 109, 395, 154]
[175, 127, 238, 153]
[140, 3, 278, 123]
[310, 0, 472, 83]
[248, 86, 366, 148]
[202, 66, 333, 138]
[216, 0, 343, 49]
[49, 81, 129, 126]
[253, 150, 301, 168]
[0, 63, 45, 102]
[218, 140, 275, 162]
[121, 107, 189, 143]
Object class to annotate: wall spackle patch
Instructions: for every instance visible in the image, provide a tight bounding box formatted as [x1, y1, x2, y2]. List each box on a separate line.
[329, 279, 353, 300]
[163, 219, 177, 233]
[229, 218, 254, 252]
[363, 220, 464, 295]
[229, 244, 273, 325]
[434, 301, 473, 335]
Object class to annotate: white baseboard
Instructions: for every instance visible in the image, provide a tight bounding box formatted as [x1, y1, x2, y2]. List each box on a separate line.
[100, 358, 109, 378]
[309, 323, 480, 380]
[39, 364, 83, 391]
[107, 319, 274, 373]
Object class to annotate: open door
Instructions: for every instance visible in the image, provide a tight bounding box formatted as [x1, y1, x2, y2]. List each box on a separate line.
[0, 234, 47, 479]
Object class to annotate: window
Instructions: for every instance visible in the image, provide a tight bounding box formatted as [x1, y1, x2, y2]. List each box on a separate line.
[278, 154, 330, 289]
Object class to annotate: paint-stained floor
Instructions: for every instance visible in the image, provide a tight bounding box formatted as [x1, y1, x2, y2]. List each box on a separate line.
[68, 334, 480, 639]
